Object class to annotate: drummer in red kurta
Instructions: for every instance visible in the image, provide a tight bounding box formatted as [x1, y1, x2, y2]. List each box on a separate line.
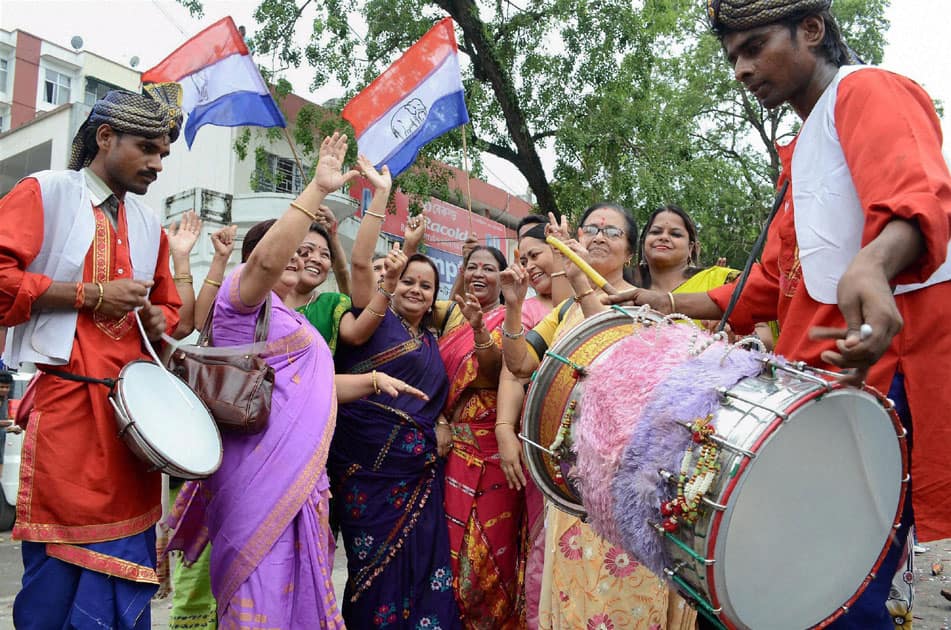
[0, 85, 183, 629]
[608, 1, 951, 628]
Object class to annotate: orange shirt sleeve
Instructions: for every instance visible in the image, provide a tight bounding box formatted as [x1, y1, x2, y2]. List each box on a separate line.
[836, 69, 951, 284]
[0, 178, 54, 326]
[149, 229, 182, 336]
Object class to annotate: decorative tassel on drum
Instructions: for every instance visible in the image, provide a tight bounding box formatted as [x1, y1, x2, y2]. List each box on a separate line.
[610, 334, 766, 577]
[574, 322, 698, 545]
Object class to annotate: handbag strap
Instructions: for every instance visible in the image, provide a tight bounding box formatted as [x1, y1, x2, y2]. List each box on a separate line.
[198, 294, 272, 347]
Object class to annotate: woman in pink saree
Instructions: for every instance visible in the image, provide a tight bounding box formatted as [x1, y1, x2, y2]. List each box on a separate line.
[166, 134, 359, 628]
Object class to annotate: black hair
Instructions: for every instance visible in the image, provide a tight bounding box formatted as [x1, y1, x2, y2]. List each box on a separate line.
[519, 223, 548, 244]
[779, 10, 852, 67]
[241, 219, 277, 263]
[638, 204, 703, 290]
[516, 214, 548, 239]
[0, 372, 12, 385]
[576, 202, 639, 284]
[399, 254, 441, 330]
[307, 222, 335, 264]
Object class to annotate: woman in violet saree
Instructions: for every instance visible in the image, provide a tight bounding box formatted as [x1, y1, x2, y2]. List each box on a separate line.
[331, 241, 461, 628]
[165, 133, 360, 628]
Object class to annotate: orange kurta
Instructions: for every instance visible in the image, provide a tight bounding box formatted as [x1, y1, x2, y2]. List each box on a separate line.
[0, 177, 181, 544]
[709, 69, 951, 541]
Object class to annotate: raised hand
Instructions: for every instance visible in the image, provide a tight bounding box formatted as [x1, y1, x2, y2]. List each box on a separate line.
[499, 260, 529, 306]
[461, 235, 479, 260]
[167, 210, 202, 258]
[313, 132, 361, 195]
[383, 242, 407, 287]
[356, 154, 392, 193]
[404, 214, 427, 252]
[210, 224, 238, 259]
[545, 211, 570, 242]
[455, 291, 485, 331]
[315, 205, 338, 236]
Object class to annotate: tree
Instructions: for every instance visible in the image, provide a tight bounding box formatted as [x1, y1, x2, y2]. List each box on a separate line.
[181, 0, 889, 264]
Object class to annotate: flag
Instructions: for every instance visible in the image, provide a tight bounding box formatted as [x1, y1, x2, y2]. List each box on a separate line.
[141, 17, 286, 147]
[342, 17, 469, 178]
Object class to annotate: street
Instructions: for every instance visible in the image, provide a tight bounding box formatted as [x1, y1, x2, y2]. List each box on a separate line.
[2, 532, 951, 627]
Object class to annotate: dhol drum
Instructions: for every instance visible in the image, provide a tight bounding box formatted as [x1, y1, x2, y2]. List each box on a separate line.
[521, 306, 908, 630]
[110, 360, 222, 479]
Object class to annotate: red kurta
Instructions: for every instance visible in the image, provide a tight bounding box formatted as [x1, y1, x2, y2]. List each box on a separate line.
[709, 70, 951, 541]
[0, 177, 181, 544]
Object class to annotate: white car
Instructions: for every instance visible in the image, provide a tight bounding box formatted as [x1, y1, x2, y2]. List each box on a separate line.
[1, 371, 34, 531]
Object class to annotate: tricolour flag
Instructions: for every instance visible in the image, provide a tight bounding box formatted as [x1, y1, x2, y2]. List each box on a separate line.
[342, 17, 469, 178]
[141, 16, 286, 147]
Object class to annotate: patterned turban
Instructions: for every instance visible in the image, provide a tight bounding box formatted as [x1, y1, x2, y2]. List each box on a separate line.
[68, 82, 183, 171]
[707, 0, 833, 33]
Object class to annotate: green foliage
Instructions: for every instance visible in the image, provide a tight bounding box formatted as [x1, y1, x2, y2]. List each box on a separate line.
[182, 0, 890, 268]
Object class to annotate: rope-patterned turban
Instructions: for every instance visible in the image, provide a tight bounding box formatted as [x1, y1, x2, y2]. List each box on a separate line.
[68, 82, 183, 170]
[707, 0, 832, 32]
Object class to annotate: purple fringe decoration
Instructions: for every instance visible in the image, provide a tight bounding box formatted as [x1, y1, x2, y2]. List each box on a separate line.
[610, 341, 767, 577]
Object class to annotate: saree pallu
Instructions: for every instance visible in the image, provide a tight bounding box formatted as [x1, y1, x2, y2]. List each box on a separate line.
[166, 267, 343, 629]
[332, 309, 460, 629]
[440, 306, 525, 629]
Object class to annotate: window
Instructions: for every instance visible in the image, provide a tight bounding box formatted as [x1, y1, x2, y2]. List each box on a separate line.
[84, 77, 119, 106]
[44, 68, 71, 105]
[0, 58, 8, 93]
[253, 152, 308, 194]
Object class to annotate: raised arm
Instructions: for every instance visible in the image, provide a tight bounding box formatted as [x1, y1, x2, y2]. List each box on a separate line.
[349, 156, 393, 308]
[240, 134, 359, 307]
[194, 224, 236, 330]
[166, 209, 202, 339]
[499, 261, 540, 378]
[339, 243, 406, 346]
[403, 215, 426, 257]
[315, 204, 351, 296]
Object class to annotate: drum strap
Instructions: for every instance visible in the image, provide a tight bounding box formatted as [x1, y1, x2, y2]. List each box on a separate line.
[44, 368, 116, 390]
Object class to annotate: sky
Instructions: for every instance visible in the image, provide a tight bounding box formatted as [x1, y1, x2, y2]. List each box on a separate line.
[2, 0, 949, 196]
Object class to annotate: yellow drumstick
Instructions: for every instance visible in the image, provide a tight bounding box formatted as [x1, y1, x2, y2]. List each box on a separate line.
[545, 235, 618, 295]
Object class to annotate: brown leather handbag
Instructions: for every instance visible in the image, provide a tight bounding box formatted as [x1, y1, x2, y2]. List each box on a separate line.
[166, 297, 274, 434]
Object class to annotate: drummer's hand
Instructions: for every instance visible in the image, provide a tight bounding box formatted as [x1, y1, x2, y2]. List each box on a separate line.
[500, 261, 529, 306]
[375, 372, 429, 401]
[601, 287, 671, 313]
[435, 418, 452, 457]
[96, 279, 152, 318]
[496, 422, 528, 490]
[809, 263, 902, 385]
[140, 302, 167, 342]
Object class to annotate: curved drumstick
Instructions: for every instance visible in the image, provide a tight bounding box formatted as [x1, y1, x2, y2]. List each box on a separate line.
[546, 235, 618, 295]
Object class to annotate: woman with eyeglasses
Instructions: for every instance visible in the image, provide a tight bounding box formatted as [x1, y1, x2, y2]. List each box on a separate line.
[500, 202, 696, 630]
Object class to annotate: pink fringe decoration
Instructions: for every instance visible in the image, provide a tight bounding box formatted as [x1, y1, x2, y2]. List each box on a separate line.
[575, 322, 698, 545]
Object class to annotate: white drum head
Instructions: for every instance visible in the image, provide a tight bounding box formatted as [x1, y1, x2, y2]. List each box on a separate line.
[714, 389, 904, 629]
[117, 361, 222, 477]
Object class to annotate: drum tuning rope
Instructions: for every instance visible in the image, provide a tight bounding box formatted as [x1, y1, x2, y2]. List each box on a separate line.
[134, 310, 195, 409]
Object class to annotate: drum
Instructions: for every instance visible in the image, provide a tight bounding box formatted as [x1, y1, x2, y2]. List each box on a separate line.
[522, 306, 908, 630]
[110, 360, 222, 479]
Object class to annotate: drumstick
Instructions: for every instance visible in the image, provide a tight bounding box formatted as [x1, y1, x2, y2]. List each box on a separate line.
[545, 235, 618, 295]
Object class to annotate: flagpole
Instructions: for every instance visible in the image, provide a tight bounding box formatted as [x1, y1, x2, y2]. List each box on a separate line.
[283, 127, 309, 188]
[460, 124, 475, 239]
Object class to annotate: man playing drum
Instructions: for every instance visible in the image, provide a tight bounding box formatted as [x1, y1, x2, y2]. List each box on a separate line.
[0, 85, 184, 628]
[607, 1, 951, 627]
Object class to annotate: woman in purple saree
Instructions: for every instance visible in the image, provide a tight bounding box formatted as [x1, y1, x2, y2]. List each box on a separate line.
[331, 252, 462, 629]
[166, 133, 359, 628]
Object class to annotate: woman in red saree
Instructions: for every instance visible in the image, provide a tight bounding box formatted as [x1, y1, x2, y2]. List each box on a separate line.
[439, 246, 525, 628]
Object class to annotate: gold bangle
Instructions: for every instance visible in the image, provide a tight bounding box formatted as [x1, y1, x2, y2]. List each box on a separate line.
[94, 282, 105, 312]
[573, 287, 595, 303]
[365, 210, 386, 220]
[495, 421, 518, 429]
[203, 278, 222, 288]
[549, 271, 567, 278]
[474, 336, 495, 350]
[436, 418, 451, 427]
[667, 292, 676, 314]
[365, 305, 386, 318]
[290, 200, 318, 222]
[371, 370, 381, 395]
[174, 274, 193, 284]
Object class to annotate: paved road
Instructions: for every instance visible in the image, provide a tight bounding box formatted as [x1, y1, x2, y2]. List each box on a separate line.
[2, 531, 951, 627]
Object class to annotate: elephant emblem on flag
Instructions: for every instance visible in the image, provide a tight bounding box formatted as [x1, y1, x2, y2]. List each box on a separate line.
[390, 99, 428, 140]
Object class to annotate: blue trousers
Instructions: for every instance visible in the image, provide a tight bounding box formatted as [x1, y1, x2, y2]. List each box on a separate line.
[13, 529, 158, 630]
